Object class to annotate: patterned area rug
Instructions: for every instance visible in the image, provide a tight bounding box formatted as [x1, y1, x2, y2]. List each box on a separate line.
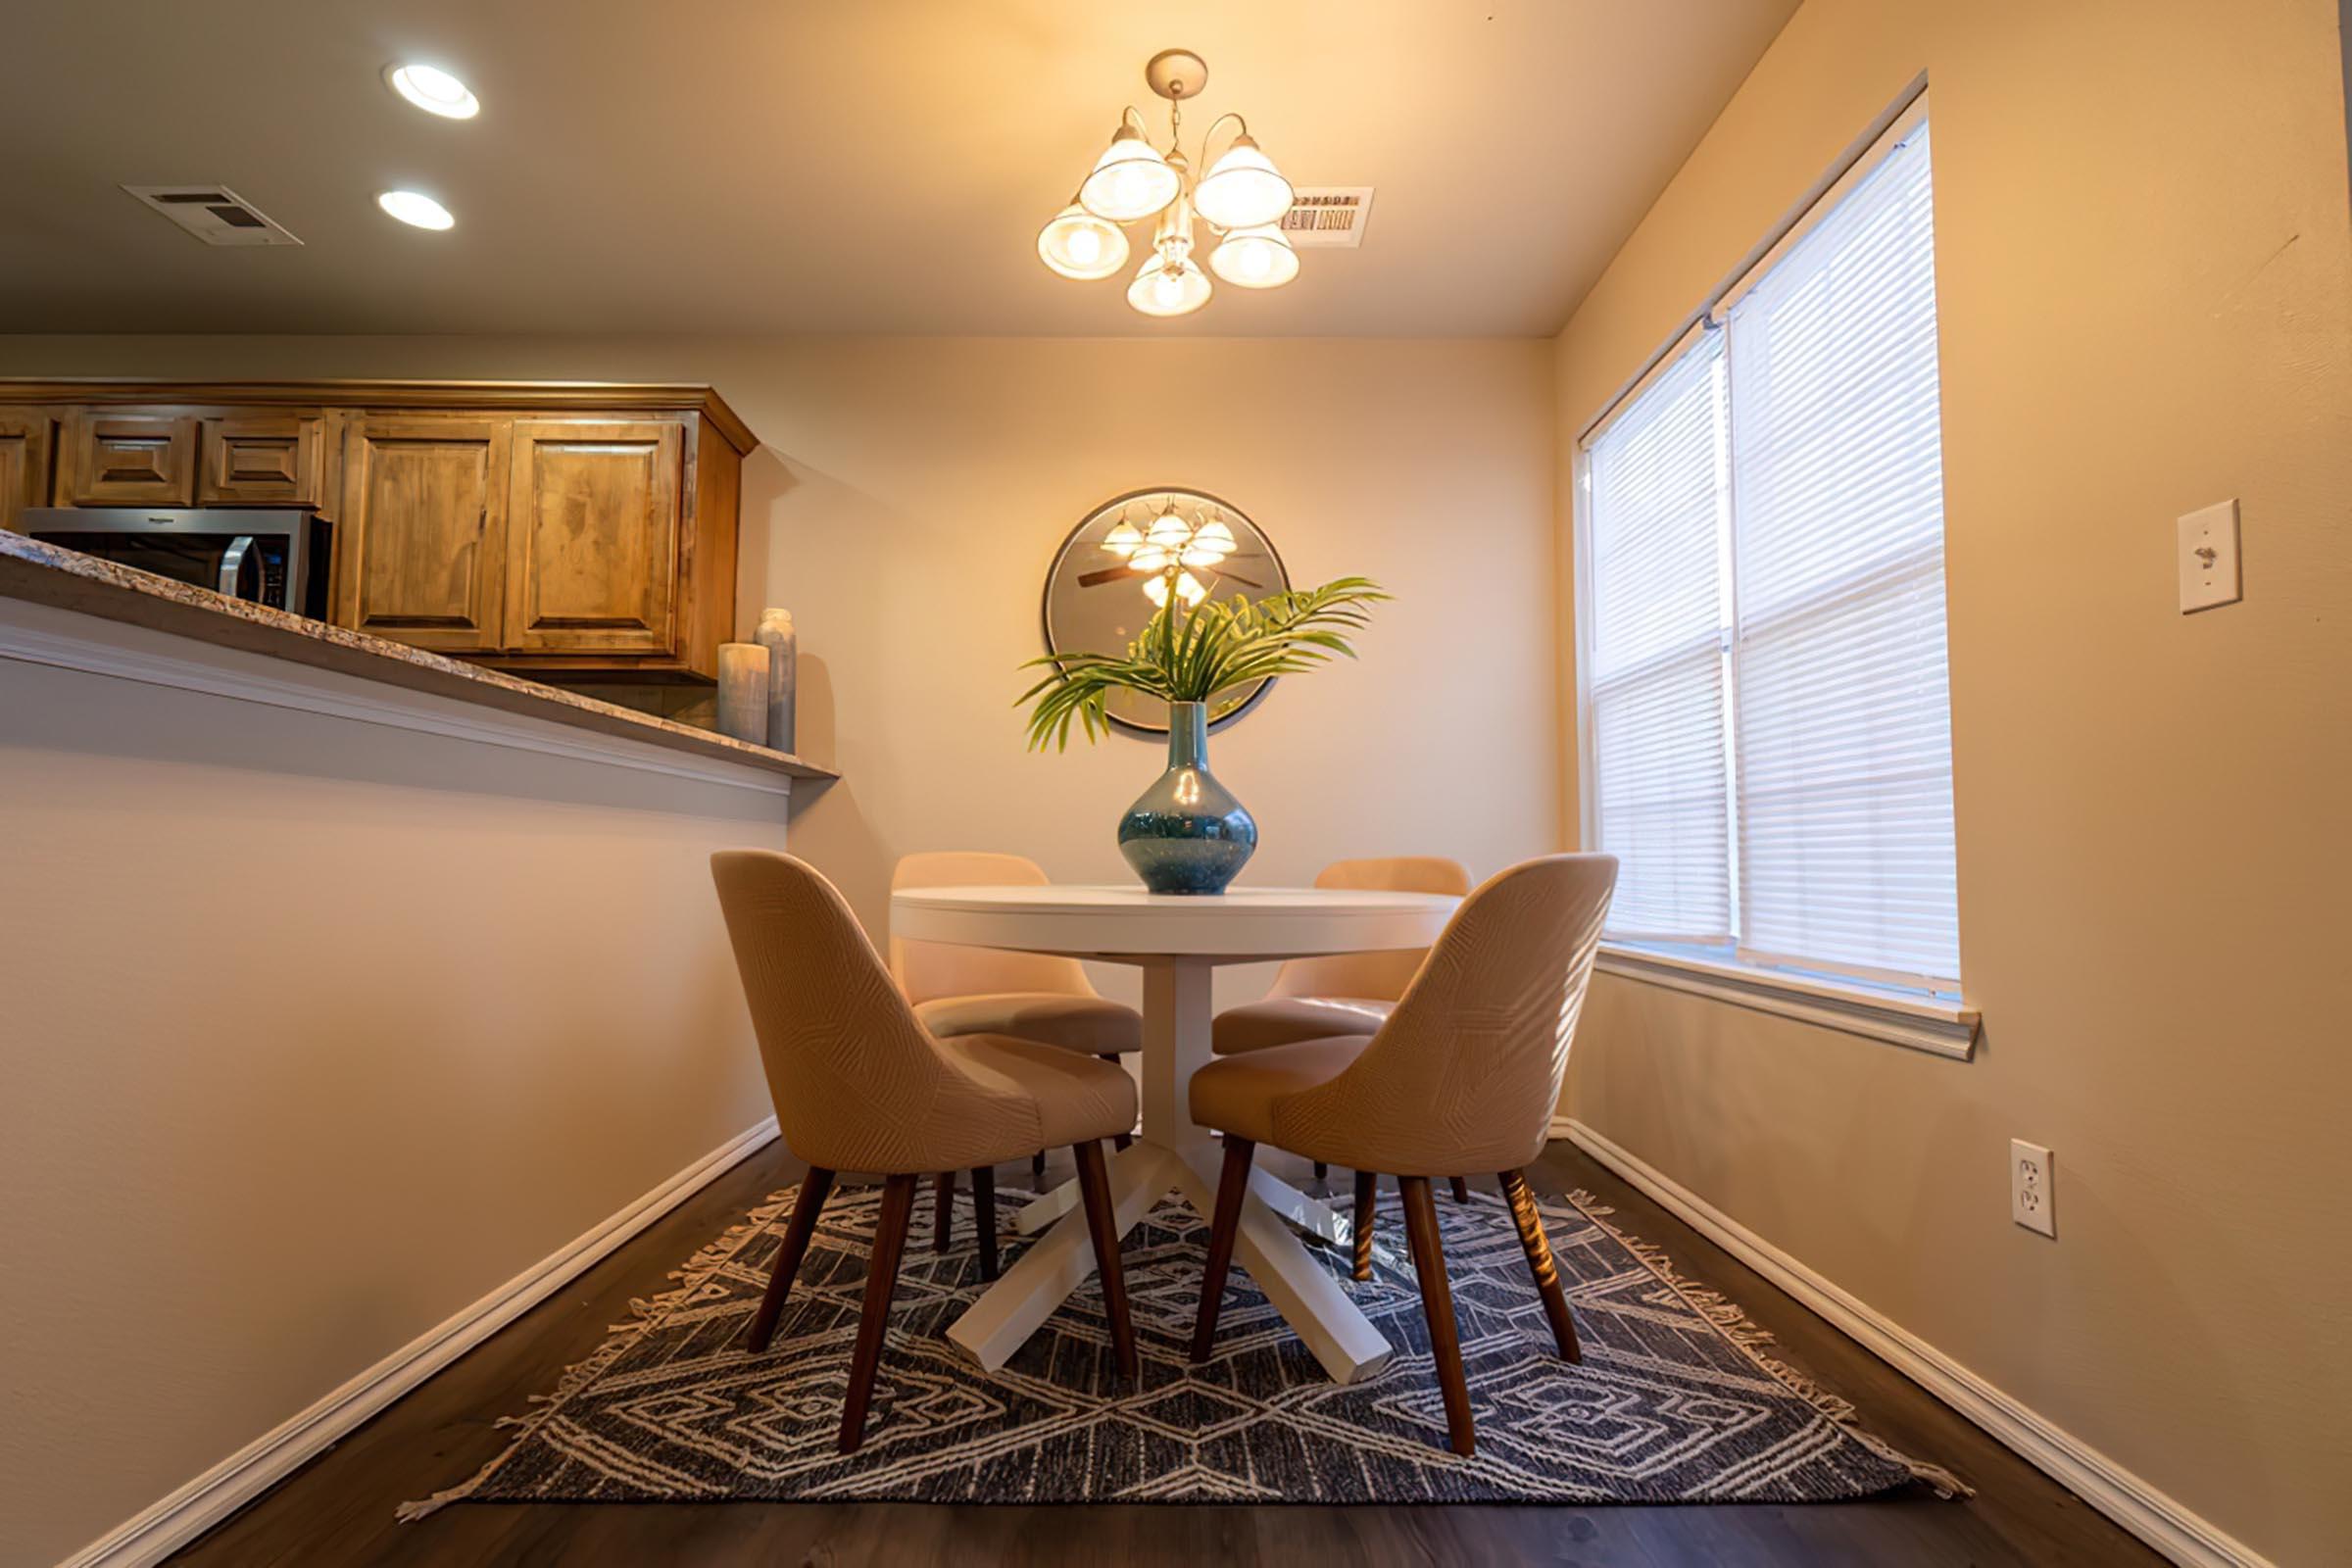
[404, 1177, 1961, 1512]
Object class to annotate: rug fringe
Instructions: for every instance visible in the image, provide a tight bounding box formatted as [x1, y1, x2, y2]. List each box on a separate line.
[391, 1478, 478, 1524]
[395, 1181, 808, 1523]
[1563, 1188, 1974, 1500]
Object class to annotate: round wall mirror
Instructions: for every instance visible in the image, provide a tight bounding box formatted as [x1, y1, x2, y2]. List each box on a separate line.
[1040, 487, 1291, 736]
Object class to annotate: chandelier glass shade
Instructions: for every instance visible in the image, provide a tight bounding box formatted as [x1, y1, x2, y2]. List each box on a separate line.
[1144, 507, 1195, 549]
[1079, 123, 1181, 222]
[1127, 251, 1213, 318]
[1143, 568, 1209, 609]
[1037, 201, 1130, 279]
[1193, 134, 1294, 229]
[1209, 223, 1298, 288]
[1044, 55, 1299, 320]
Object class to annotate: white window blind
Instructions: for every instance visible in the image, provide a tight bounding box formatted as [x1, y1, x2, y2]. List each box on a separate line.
[1581, 109, 1960, 990]
[1727, 121, 1955, 985]
[1585, 333, 1733, 943]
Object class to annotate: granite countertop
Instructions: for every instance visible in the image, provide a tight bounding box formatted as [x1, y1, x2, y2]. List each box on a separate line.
[0, 531, 836, 784]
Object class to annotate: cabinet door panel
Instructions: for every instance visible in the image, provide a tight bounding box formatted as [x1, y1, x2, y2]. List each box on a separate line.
[62, 414, 197, 505]
[201, 416, 321, 505]
[0, 412, 53, 530]
[505, 420, 682, 656]
[339, 417, 509, 652]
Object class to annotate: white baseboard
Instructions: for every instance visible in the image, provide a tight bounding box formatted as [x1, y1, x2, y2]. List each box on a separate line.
[1550, 1115, 2270, 1568]
[57, 1116, 782, 1568]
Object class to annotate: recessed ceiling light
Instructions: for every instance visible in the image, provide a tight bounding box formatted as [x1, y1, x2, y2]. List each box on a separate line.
[386, 63, 478, 120]
[377, 190, 455, 230]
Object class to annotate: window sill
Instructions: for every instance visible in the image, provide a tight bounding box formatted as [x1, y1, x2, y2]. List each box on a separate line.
[1593, 943, 1980, 1059]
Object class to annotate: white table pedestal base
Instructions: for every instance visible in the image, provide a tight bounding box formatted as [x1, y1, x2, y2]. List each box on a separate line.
[1008, 1177, 1079, 1236]
[947, 957, 1392, 1387]
[1011, 1157, 1350, 1246]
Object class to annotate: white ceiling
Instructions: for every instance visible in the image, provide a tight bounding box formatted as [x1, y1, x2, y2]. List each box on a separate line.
[0, 0, 1795, 338]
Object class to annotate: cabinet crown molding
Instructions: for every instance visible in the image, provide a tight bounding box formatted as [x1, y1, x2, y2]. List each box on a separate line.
[0, 379, 761, 457]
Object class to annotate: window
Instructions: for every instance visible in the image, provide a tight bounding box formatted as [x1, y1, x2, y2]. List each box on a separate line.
[1580, 106, 1958, 994]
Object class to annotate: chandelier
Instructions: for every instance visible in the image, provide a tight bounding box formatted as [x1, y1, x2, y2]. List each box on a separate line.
[1037, 49, 1298, 318]
[1099, 494, 1242, 607]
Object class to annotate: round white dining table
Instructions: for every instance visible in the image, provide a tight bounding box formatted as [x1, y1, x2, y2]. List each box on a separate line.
[889, 882, 1460, 1387]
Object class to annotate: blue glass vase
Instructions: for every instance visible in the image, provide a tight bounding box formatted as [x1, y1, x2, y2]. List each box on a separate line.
[1118, 701, 1256, 895]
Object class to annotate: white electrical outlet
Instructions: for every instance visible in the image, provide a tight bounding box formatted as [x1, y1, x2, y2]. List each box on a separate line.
[2011, 1139, 2055, 1238]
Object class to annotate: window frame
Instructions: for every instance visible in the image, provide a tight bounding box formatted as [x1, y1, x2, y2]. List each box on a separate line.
[1570, 84, 1978, 1056]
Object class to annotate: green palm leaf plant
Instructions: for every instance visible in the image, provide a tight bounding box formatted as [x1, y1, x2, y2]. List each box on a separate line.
[1017, 574, 1390, 751]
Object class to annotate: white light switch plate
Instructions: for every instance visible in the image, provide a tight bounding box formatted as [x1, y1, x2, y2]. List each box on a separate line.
[2178, 500, 2240, 612]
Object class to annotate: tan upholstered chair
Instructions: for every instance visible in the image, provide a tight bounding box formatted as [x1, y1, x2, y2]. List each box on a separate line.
[711, 850, 1141, 1453]
[892, 851, 1142, 1055]
[1185, 853, 1616, 1456]
[1211, 855, 1472, 1054]
[891, 851, 1143, 1238]
[1213, 855, 1472, 1191]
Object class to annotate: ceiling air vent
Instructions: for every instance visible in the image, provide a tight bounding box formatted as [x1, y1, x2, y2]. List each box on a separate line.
[122, 184, 302, 247]
[1280, 187, 1374, 248]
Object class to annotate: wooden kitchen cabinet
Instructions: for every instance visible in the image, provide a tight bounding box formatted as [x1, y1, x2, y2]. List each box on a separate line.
[0, 380, 753, 680]
[59, 413, 198, 505]
[0, 410, 52, 530]
[337, 416, 511, 654]
[201, 415, 322, 506]
[503, 420, 683, 658]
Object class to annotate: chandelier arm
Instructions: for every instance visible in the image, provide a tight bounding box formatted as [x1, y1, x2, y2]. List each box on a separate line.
[1199, 112, 1250, 166]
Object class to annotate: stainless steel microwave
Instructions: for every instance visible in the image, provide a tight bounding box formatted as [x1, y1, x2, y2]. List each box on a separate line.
[23, 508, 332, 618]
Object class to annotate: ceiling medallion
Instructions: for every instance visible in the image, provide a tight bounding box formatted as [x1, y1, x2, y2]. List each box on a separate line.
[1038, 49, 1298, 319]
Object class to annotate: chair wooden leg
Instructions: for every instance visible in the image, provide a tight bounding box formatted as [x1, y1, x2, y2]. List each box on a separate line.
[931, 1170, 955, 1253]
[1099, 1055, 1134, 1151]
[1499, 1168, 1581, 1362]
[1072, 1140, 1139, 1380]
[744, 1165, 834, 1353]
[1450, 1175, 1471, 1204]
[971, 1163, 999, 1282]
[1399, 1176, 1476, 1456]
[1352, 1168, 1378, 1282]
[1032, 1149, 1048, 1181]
[840, 1173, 916, 1452]
[1191, 1136, 1256, 1362]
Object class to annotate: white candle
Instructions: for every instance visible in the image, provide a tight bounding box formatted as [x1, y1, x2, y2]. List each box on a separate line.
[715, 642, 771, 746]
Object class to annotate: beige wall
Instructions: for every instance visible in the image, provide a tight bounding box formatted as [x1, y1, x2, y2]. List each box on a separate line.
[0, 614, 787, 1567]
[25, 31, 2348, 1547]
[0, 334, 1563, 1004]
[0, 335, 1559, 1562]
[1552, 1, 2352, 1561]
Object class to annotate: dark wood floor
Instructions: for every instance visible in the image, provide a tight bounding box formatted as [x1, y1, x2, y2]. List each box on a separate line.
[172, 1141, 2158, 1567]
